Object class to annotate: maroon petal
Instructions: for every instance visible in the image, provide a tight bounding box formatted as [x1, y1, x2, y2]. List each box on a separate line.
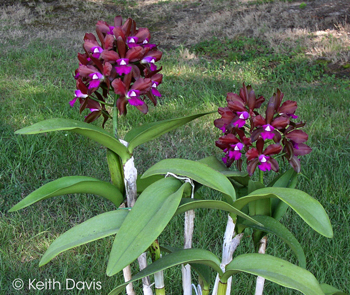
[271, 115, 290, 129]
[84, 39, 100, 52]
[266, 94, 277, 124]
[113, 27, 126, 41]
[285, 130, 308, 143]
[247, 89, 256, 111]
[246, 148, 259, 161]
[104, 34, 115, 50]
[247, 158, 259, 176]
[117, 37, 126, 58]
[215, 134, 240, 150]
[96, 20, 110, 34]
[103, 62, 112, 76]
[111, 78, 126, 95]
[84, 33, 97, 42]
[253, 115, 266, 127]
[289, 155, 301, 173]
[85, 110, 102, 123]
[256, 138, 265, 154]
[78, 65, 98, 77]
[275, 88, 284, 111]
[135, 102, 148, 114]
[131, 78, 152, 93]
[294, 143, 312, 156]
[278, 100, 297, 115]
[117, 96, 128, 115]
[131, 64, 141, 80]
[264, 143, 282, 156]
[100, 50, 120, 63]
[114, 16, 123, 27]
[255, 95, 265, 109]
[77, 53, 89, 65]
[126, 46, 144, 62]
[268, 158, 279, 172]
[239, 83, 248, 104]
[135, 28, 151, 43]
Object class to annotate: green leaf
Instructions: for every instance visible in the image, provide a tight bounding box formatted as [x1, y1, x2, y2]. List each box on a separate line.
[175, 199, 262, 225]
[136, 174, 163, 194]
[320, 283, 347, 295]
[15, 119, 131, 163]
[233, 187, 333, 238]
[106, 149, 125, 194]
[40, 210, 128, 266]
[142, 158, 236, 201]
[106, 178, 188, 276]
[159, 245, 212, 287]
[108, 249, 222, 295]
[124, 112, 214, 153]
[223, 254, 324, 295]
[8, 176, 124, 211]
[198, 156, 229, 171]
[242, 215, 306, 268]
[269, 169, 298, 221]
[198, 156, 249, 186]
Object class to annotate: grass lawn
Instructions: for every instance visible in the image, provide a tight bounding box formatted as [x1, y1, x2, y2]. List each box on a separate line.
[1, 0, 349, 294]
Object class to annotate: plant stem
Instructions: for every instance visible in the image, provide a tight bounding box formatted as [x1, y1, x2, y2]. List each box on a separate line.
[254, 236, 268, 295]
[113, 96, 118, 139]
[149, 240, 165, 295]
[217, 281, 228, 295]
[259, 169, 264, 184]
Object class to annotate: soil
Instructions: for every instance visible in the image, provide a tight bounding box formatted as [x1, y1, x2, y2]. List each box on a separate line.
[2, 0, 350, 75]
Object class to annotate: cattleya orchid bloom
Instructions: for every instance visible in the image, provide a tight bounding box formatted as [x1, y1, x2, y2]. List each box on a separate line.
[71, 15, 163, 126]
[215, 84, 312, 174]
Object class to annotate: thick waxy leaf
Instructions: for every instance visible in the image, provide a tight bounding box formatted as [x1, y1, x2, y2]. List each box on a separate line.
[198, 156, 229, 171]
[198, 156, 249, 186]
[106, 178, 188, 276]
[269, 168, 298, 221]
[40, 210, 128, 266]
[108, 249, 222, 295]
[124, 112, 213, 153]
[233, 187, 333, 238]
[136, 174, 163, 194]
[9, 176, 124, 211]
[242, 215, 306, 268]
[320, 284, 347, 295]
[223, 254, 324, 295]
[106, 149, 125, 194]
[176, 199, 262, 225]
[142, 159, 236, 201]
[15, 119, 131, 163]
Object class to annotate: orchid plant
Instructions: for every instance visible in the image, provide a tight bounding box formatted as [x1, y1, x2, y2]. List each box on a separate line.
[9, 15, 347, 295]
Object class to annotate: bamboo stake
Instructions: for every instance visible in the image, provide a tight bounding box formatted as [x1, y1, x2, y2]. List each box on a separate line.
[254, 236, 267, 295]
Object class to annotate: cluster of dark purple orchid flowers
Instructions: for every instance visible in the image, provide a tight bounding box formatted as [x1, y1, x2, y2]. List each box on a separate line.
[70, 16, 163, 126]
[215, 84, 312, 175]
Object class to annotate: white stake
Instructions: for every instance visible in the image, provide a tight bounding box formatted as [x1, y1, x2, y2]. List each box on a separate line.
[254, 236, 267, 295]
[165, 173, 195, 295]
[212, 215, 244, 295]
[120, 139, 153, 295]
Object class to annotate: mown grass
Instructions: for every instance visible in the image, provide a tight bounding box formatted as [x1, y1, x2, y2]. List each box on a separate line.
[1, 1, 350, 295]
